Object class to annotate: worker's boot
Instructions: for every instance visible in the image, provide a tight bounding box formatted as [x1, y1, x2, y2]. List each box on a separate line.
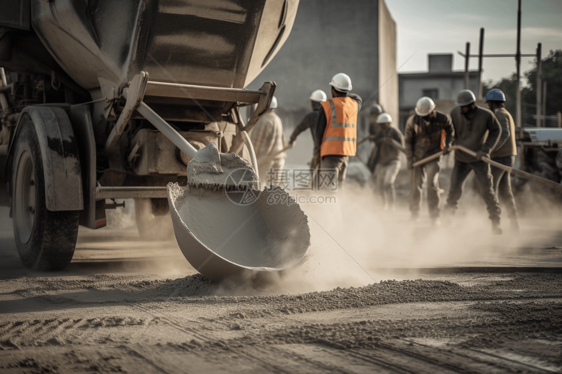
[491, 220, 503, 235]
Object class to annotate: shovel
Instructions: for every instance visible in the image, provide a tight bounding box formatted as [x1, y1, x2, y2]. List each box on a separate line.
[413, 145, 562, 194]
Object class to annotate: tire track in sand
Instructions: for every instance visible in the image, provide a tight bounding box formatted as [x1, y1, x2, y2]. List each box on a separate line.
[0, 317, 152, 348]
[31, 318, 79, 343]
[0, 321, 30, 343]
[129, 301, 298, 374]
[130, 301, 436, 374]
[0, 322, 16, 336]
[15, 318, 68, 344]
[401, 338, 557, 373]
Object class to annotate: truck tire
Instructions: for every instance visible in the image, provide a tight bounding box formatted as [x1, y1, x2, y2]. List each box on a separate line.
[134, 198, 174, 241]
[11, 120, 80, 271]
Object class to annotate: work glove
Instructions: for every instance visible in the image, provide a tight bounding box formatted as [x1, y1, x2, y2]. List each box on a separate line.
[442, 144, 450, 156]
[475, 150, 489, 161]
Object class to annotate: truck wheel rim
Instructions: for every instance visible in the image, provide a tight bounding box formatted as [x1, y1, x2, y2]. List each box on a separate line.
[15, 151, 35, 245]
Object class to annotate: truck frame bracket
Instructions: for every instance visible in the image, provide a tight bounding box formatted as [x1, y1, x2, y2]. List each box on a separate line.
[105, 72, 149, 151]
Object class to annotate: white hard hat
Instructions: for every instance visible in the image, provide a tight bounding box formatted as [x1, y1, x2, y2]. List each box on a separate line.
[309, 89, 327, 102]
[376, 113, 392, 124]
[270, 96, 278, 109]
[415, 96, 436, 117]
[329, 73, 352, 92]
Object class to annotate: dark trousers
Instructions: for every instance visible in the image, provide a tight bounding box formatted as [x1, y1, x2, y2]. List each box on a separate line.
[491, 156, 518, 220]
[446, 159, 501, 222]
[410, 158, 441, 218]
[320, 155, 349, 191]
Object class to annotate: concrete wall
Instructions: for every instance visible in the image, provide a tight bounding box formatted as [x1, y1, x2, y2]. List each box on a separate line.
[246, 0, 398, 165]
[398, 70, 480, 131]
[377, 0, 398, 128]
[248, 1, 380, 112]
[399, 73, 480, 109]
[428, 54, 453, 73]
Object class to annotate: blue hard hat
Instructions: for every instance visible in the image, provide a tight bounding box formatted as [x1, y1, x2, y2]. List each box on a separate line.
[485, 88, 506, 102]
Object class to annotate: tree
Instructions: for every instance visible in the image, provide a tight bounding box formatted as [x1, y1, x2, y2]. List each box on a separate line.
[484, 50, 562, 127]
[524, 50, 562, 126]
[484, 74, 531, 125]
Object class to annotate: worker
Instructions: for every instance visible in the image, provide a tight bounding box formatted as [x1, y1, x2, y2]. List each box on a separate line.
[250, 96, 288, 187]
[367, 104, 383, 172]
[288, 89, 327, 168]
[371, 113, 404, 209]
[313, 73, 362, 190]
[486, 88, 519, 232]
[444, 89, 503, 234]
[368, 104, 383, 137]
[405, 96, 454, 224]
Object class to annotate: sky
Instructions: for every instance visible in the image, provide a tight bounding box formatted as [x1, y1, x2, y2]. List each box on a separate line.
[385, 0, 562, 86]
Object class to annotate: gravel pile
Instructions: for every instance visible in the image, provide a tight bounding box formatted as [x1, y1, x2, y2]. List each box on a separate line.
[154, 274, 218, 297]
[163, 274, 562, 320]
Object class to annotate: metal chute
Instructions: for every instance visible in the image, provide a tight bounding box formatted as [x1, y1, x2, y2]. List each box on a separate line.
[167, 183, 310, 281]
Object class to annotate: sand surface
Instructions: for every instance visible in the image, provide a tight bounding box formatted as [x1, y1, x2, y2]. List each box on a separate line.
[1, 204, 562, 373]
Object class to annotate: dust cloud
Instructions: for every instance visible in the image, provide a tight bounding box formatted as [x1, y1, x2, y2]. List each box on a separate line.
[267, 178, 562, 295]
[4, 178, 555, 297]
[105, 199, 136, 230]
[74, 199, 193, 279]
[137, 175, 562, 296]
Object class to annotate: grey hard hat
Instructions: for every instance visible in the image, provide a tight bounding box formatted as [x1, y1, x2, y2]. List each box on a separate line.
[370, 104, 382, 115]
[456, 90, 476, 107]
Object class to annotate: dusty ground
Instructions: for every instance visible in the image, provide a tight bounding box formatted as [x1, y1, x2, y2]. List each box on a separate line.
[1, 205, 562, 373]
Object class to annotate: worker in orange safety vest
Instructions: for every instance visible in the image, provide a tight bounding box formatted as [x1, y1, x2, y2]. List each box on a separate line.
[313, 73, 362, 190]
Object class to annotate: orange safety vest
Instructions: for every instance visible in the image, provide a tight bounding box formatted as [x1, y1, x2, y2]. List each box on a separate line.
[320, 97, 358, 157]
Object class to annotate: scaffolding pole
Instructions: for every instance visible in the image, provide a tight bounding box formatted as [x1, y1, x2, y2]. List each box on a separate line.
[515, 0, 522, 128]
[464, 42, 470, 90]
[478, 28, 484, 99]
[536, 43, 542, 128]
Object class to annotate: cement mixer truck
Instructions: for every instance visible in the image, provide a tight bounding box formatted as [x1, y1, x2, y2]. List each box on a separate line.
[0, 0, 310, 276]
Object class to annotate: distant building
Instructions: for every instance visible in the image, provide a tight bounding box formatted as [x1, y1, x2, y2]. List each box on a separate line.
[247, 0, 397, 164]
[398, 54, 480, 130]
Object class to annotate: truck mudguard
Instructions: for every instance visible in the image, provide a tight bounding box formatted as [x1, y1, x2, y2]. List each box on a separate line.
[8, 106, 83, 211]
